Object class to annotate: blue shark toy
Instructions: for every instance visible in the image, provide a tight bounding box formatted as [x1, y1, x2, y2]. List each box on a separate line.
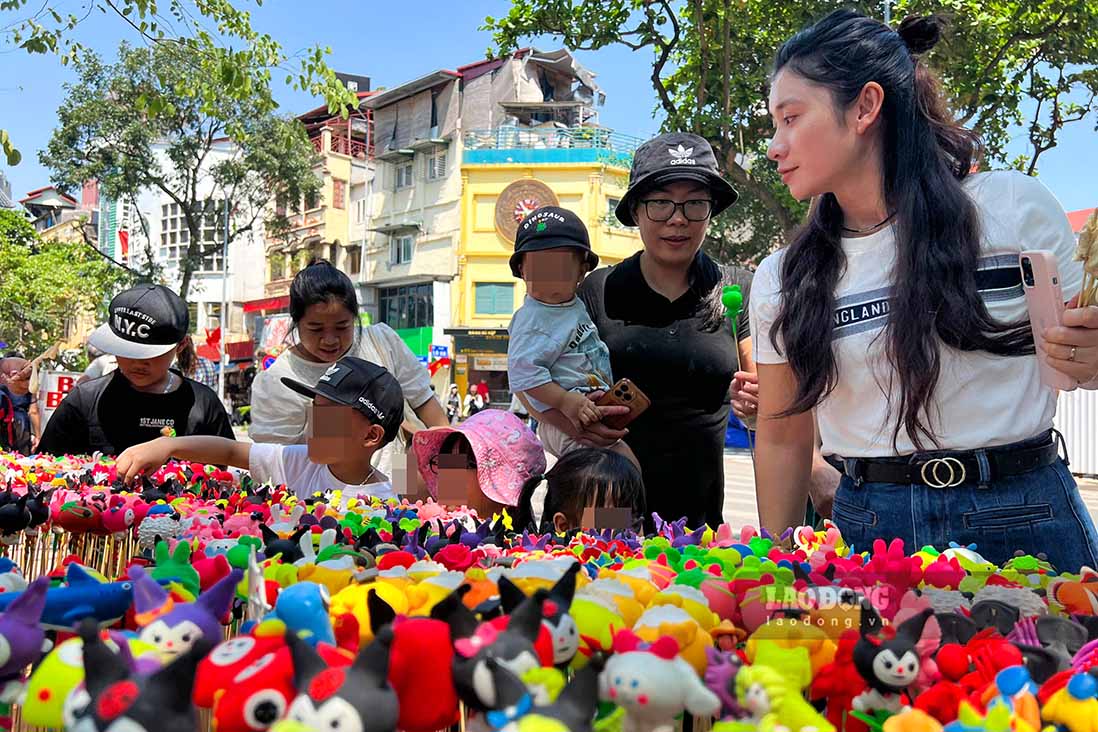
[0, 563, 133, 630]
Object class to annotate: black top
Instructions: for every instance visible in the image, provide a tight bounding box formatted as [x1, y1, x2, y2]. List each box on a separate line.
[578, 251, 752, 527]
[37, 369, 234, 456]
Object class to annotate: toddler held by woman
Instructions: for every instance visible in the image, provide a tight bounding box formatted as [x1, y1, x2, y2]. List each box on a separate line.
[506, 207, 638, 467]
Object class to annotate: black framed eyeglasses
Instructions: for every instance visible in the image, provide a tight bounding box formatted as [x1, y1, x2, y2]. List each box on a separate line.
[428, 453, 477, 474]
[639, 199, 713, 222]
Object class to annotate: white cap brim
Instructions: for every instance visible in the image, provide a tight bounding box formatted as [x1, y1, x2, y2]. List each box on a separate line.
[87, 323, 180, 360]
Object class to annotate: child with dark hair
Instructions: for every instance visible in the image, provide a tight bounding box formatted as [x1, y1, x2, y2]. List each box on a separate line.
[514, 447, 647, 534]
[250, 260, 448, 480]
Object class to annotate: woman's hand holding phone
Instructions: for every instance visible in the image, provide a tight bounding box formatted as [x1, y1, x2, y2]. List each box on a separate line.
[1044, 294, 1098, 387]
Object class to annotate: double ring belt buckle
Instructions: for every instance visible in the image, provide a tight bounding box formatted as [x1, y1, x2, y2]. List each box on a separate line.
[919, 457, 967, 488]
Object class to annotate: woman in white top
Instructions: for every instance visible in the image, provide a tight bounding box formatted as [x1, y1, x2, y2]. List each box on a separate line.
[250, 260, 448, 477]
[751, 10, 1098, 572]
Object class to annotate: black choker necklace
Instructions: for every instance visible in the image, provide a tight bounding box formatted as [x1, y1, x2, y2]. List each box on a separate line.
[842, 212, 895, 234]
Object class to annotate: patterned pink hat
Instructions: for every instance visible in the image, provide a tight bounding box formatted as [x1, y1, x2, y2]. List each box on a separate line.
[412, 409, 545, 506]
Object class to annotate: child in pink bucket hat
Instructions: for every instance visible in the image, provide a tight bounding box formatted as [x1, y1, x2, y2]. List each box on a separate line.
[412, 409, 545, 513]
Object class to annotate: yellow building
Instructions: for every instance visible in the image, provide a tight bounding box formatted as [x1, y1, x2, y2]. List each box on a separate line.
[448, 140, 642, 399]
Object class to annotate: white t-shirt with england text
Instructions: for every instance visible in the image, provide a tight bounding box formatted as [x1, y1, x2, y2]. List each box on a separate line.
[749, 171, 1082, 457]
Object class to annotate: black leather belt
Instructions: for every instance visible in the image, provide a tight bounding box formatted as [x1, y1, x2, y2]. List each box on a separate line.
[825, 432, 1062, 488]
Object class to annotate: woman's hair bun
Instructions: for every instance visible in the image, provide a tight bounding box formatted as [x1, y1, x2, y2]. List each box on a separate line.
[897, 14, 944, 55]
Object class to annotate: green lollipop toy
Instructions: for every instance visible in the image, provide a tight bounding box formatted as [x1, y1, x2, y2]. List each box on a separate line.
[722, 284, 743, 336]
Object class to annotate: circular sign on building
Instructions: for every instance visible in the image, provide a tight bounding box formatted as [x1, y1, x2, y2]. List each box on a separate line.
[495, 179, 560, 242]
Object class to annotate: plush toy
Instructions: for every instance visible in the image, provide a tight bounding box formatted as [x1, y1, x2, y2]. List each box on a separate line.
[18, 631, 163, 730]
[704, 645, 747, 720]
[1040, 672, 1098, 732]
[438, 584, 548, 712]
[599, 630, 719, 732]
[502, 654, 606, 732]
[812, 629, 870, 732]
[736, 663, 836, 732]
[0, 562, 133, 630]
[277, 625, 399, 732]
[363, 590, 461, 732]
[569, 593, 626, 670]
[264, 582, 335, 647]
[0, 557, 26, 594]
[851, 605, 933, 713]
[131, 565, 242, 657]
[500, 562, 582, 668]
[0, 575, 49, 701]
[1048, 568, 1098, 617]
[201, 631, 355, 732]
[149, 539, 201, 598]
[67, 618, 210, 732]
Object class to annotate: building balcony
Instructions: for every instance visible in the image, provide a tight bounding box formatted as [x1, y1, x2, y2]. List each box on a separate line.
[462, 126, 642, 167]
[310, 132, 373, 161]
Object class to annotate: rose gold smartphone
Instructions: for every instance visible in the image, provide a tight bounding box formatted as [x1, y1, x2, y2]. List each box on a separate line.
[1020, 251, 1077, 391]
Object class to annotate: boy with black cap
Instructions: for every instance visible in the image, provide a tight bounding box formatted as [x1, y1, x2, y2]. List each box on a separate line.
[507, 206, 637, 465]
[116, 356, 404, 499]
[37, 284, 234, 456]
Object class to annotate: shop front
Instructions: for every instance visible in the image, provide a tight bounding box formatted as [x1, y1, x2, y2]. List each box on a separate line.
[444, 328, 511, 407]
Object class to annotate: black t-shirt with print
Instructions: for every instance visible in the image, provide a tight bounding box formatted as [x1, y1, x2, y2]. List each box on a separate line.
[37, 370, 234, 456]
[578, 250, 752, 528]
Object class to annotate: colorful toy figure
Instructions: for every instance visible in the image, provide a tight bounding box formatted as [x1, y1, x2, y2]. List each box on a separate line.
[67, 619, 210, 732]
[500, 655, 606, 732]
[704, 645, 747, 720]
[130, 565, 242, 657]
[852, 606, 934, 714]
[598, 630, 720, 732]
[499, 563, 582, 668]
[0, 576, 49, 701]
[264, 582, 335, 647]
[1048, 567, 1098, 617]
[0, 563, 133, 630]
[277, 626, 399, 732]
[736, 663, 836, 732]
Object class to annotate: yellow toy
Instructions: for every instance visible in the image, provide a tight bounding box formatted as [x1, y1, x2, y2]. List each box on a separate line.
[584, 578, 646, 627]
[330, 581, 409, 644]
[736, 663, 836, 732]
[570, 592, 626, 670]
[1040, 674, 1098, 732]
[746, 616, 837, 675]
[606, 567, 659, 607]
[649, 585, 719, 632]
[632, 605, 711, 675]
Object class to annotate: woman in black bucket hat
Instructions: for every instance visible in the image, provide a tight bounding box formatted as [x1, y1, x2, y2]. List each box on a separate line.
[518, 132, 754, 528]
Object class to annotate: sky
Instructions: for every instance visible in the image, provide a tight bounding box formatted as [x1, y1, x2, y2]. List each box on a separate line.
[2, 0, 1095, 213]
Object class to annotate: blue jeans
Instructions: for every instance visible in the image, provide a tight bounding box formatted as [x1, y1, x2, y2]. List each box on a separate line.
[831, 457, 1098, 573]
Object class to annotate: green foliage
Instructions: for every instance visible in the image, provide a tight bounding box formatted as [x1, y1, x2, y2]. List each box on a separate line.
[43, 41, 323, 298]
[1, 0, 355, 165]
[0, 209, 132, 356]
[485, 0, 1098, 264]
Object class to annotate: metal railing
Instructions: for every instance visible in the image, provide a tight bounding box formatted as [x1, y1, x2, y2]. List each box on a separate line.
[311, 132, 374, 160]
[463, 126, 642, 158]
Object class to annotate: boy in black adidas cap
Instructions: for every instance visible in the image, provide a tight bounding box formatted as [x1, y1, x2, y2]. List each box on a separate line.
[117, 356, 404, 499]
[507, 206, 638, 466]
[37, 284, 234, 456]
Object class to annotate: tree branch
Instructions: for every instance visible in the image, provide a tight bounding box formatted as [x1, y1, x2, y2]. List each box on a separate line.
[956, 10, 1068, 124]
[650, 0, 681, 122]
[721, 149, 799, 236]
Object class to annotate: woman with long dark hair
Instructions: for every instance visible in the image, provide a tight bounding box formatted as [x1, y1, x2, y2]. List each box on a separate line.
[751, 10, 1098, 571]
